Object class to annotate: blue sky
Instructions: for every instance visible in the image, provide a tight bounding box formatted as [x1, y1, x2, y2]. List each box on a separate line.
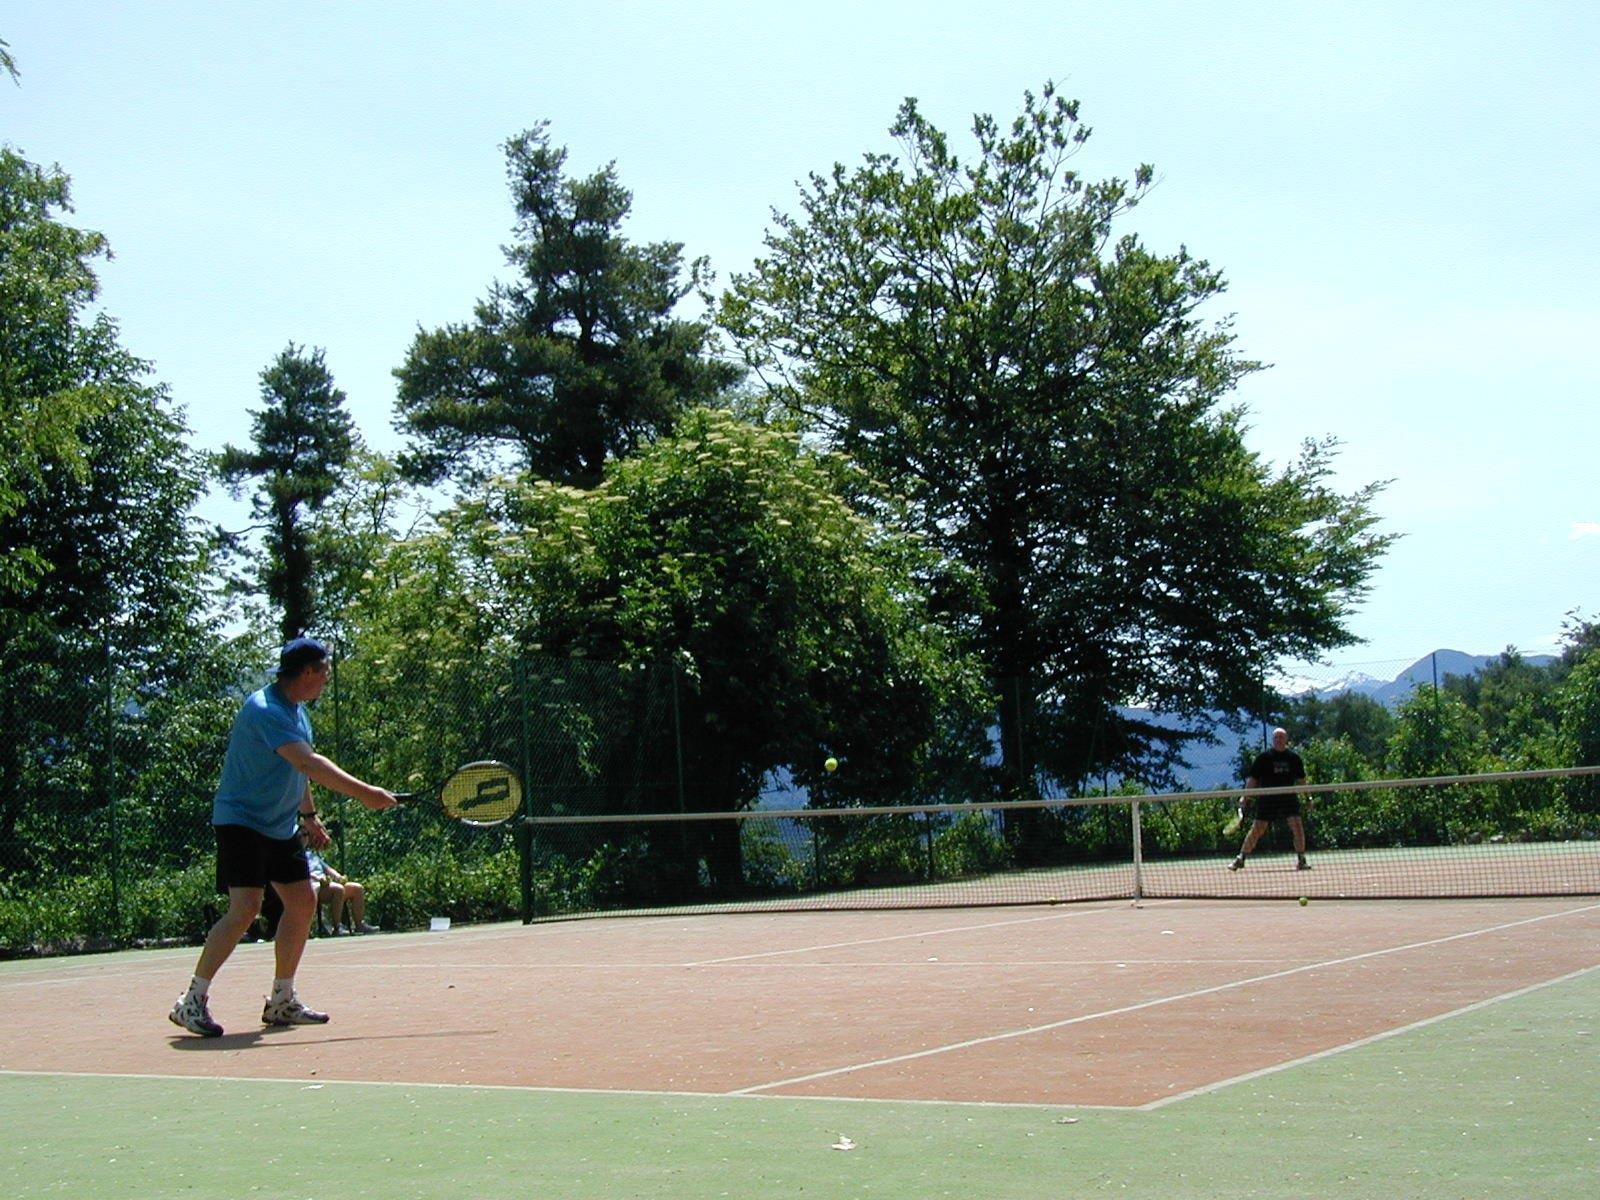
[4, 1, 1596, 670]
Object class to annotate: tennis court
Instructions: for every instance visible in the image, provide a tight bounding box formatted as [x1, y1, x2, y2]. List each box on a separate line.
[3, 894, 1596, 1104]
[3, 894, 1598, 1198]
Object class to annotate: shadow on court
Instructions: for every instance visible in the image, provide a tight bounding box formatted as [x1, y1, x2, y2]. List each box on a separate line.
[166, 1027, 498, 1052]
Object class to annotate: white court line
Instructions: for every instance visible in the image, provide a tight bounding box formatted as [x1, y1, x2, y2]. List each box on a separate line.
[0, 928, 517, 989]
[214, 955, 1306, 974]
[0, 1066, 1117, 1111]
[0, 907, 1146, 990]
[684, 900, 1157, 967]
[1138, 961, 1600, 1110]
[314, 956, 1301, 971]
[0, 920, 619, 991]
[729, 900, 1600, 1095]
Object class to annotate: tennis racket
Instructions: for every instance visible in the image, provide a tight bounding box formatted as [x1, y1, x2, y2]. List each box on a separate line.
[1222, 797, 1247, 837]
[394, 760, 523, 827]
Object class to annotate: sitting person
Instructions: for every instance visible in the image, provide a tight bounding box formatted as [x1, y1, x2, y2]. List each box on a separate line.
[305, 843, 378, 934]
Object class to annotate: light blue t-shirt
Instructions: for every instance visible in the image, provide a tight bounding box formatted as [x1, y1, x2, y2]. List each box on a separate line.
[212, 683, 314, 839]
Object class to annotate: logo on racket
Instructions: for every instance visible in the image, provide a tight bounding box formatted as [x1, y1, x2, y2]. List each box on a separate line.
[459, 776, 512, 812]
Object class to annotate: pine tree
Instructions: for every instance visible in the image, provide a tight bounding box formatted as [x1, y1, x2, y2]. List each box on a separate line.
[395, 123, 740, 488]
[217, 344, 356, 640]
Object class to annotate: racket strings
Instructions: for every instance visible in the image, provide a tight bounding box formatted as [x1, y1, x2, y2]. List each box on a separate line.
[440, 763, 523, 825]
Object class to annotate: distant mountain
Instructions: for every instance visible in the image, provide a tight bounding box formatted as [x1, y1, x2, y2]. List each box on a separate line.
[1272, 668, 1389, 700]
[1279, 648, 1557, 708]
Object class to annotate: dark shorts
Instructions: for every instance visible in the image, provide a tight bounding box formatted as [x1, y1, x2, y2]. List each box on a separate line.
[1252, 794, 1302, 822]
[214, 824, 311, 893]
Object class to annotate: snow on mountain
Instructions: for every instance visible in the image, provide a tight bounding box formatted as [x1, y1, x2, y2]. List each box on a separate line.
[1269, 669, 1388, 699]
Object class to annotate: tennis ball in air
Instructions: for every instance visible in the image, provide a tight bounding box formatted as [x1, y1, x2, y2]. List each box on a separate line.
[1298, 896, 1309, 906]
[824, 756, 839, 773]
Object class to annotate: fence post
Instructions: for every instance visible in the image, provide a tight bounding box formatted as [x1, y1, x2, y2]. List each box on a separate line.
[517, 655, 535, 924]
[671, 657, 686, 814]
[104, 630, 121, 936]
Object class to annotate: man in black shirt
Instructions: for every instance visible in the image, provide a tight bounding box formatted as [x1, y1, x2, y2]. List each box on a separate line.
[1229, 726, 1309, 871]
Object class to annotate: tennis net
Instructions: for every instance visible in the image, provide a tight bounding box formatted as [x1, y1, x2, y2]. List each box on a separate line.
[523, 766, 1600, 916]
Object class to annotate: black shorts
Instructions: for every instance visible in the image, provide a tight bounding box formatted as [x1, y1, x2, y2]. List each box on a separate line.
[1252, 794, 1302, 822]
[214, 824, 311, 893]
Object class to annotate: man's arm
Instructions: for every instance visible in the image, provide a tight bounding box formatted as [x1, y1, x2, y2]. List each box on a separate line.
[277, 742, 397, 811]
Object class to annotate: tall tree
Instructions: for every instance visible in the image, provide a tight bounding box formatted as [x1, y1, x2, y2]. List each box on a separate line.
[394, 123, 741, 489]
[723, 85, 1393, 825]
[351, 407, 988, 891]
[216, 344, 356, 640]
[0, 144, 215, 873]
[0, 149, 118, 595]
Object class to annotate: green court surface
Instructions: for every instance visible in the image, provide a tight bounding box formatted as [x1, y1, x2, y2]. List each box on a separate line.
[3, 966, 1594, 1199]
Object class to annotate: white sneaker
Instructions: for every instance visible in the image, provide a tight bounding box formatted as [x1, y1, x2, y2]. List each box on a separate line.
[169, 992, 224, 1037]
[261, 994, 330, 1026]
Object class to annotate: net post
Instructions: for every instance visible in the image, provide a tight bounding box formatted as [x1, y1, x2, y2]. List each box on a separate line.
[1130, 797, 1144, 907]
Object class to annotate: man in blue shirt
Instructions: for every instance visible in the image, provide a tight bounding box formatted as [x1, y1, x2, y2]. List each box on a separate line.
[169, 638, 397, 1037]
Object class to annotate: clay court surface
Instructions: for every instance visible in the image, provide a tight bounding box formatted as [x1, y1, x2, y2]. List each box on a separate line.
[2, 896, 1596, 1109]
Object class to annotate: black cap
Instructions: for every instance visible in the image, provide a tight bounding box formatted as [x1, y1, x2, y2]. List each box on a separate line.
[277, 637, 330, 676]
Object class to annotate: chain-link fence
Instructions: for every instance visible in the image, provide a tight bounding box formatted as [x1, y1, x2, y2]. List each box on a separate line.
[2, 646, 1584, 955]
[0, 631, 239, 955]
[0, 647, 689, 955]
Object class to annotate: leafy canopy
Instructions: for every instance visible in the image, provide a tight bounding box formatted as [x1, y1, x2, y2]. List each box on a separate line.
[0, 143, 219, 870]
[723, 84, 1394, 790]
[0, 149, 121, 594]
[360, 407, 987, 814]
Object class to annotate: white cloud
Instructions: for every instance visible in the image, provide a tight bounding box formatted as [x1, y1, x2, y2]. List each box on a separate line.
[1570, 522, 1600, 540]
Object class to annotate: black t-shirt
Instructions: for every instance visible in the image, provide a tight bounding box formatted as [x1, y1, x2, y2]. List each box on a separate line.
[1248, 749, 1305, 790]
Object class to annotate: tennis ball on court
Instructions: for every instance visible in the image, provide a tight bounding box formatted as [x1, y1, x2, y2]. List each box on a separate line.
[1298, 896, 1309, 906]
[824, 756, 839, 773]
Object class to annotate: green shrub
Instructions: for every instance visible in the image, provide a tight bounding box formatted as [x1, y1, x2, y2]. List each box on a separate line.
[363, 844, 521, 928]
[118, 862, 218, 942]
[0, 874, 115, 952]
[819, 814, 929, 886]
[1140, 797, 1234, 854]
[741, 824, 807, 892]
[933, 811, 1009, 875]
